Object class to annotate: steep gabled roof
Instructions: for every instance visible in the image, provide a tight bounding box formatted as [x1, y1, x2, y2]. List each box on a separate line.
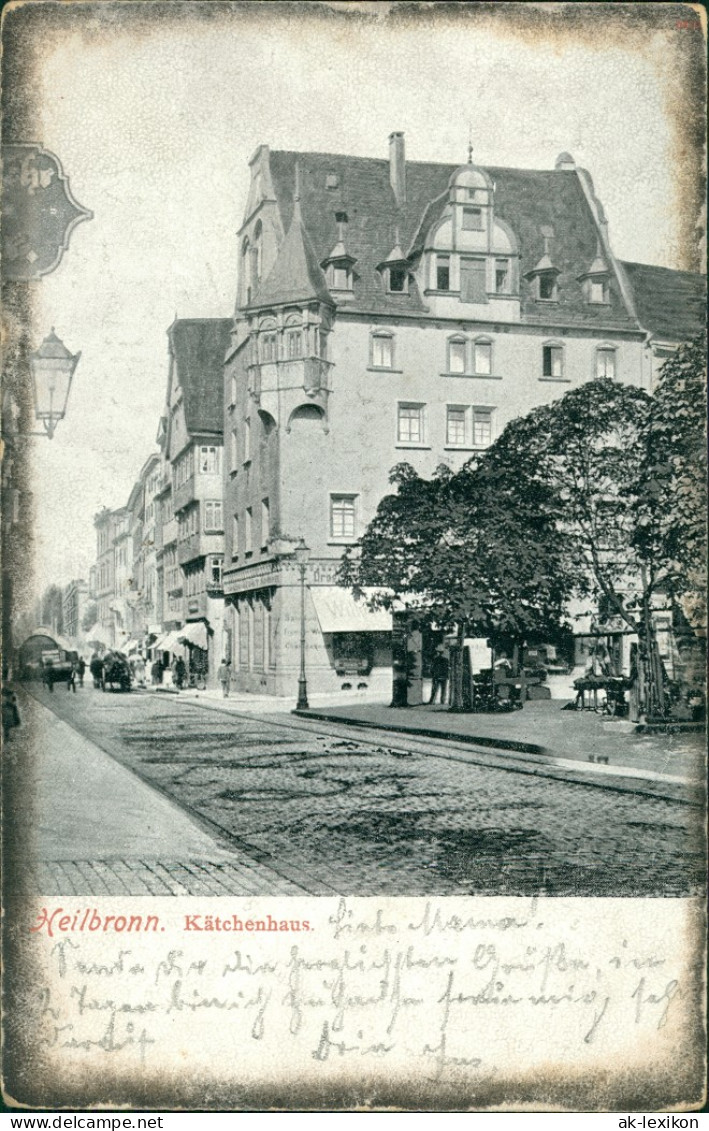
[620, 261, 706, 342]
[168, 318, 233, 435]
[266, 150, 639, 328]
[250, 202, 332, 309]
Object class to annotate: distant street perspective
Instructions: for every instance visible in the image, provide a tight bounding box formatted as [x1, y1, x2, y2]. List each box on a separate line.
[5, 679, 704, 899]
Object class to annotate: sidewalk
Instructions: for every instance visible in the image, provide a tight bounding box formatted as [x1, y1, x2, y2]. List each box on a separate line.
[5, 689, 306, 897]
[295, 699, 705, 783]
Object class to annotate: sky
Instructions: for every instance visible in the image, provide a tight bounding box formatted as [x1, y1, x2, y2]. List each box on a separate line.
[9, 1, 703, 598]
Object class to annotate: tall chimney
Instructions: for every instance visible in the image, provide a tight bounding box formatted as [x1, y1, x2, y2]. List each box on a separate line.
[389, 131, 406, 206]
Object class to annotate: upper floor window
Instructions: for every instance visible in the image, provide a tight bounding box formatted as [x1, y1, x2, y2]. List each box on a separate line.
[436, 255, 451, 291]
[175, 448, 194, 487]
[244, 507, 253, 554]
[328, 262, 352, 291]
[387, 266, 407, 293]
[371, 330, 394, 369]
[318, 330, 328, 360]
[397, 402, 425, 445]
[448, 336, 467, 375]
[209, 556, 223, 586]
[495, 259, 510, 294]
[462, 207, 483, 231]
[473, 339, 492, 375]
[229, 373, 238, 406]
[261, 498, 270, 548]
[243, 419, 251, 462]
[596, 347, 616, 379]
[538, 274, 558, 301]
[230, 429, 238, 471]
[446, 405, 468, 446]
[232, 516, 239, 559]
[472, 408, 493, 448]
[286, 328, 302, 359]
[542, 343, 564, 379]
[204, 500, 223, 532]
[589, 279, 609, 304]
[261, 332, 277, 362]
[330, 494, 357, 540]
[199, 446, 219, 474]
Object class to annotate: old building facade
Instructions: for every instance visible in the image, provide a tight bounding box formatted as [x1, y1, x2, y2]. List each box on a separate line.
[151, 319, 232, 681]
[221, 134, 705, 696]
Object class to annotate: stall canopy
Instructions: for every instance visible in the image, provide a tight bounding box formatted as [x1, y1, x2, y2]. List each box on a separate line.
[310, 588, 392, 634]
[178, 621, 209, 650]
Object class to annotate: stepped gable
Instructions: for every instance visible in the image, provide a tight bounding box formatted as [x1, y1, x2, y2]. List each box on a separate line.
[268, 149, 638, 328]
[168, 318, 233, 435]
[621, 261, 707, 341]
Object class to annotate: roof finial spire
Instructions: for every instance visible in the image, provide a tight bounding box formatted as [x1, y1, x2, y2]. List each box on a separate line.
[292, 160, 302, 222]
[467, 122, 473, 165]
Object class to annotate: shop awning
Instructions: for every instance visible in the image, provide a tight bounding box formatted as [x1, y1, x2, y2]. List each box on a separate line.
[178, 621, 209, 650]
[310, 588, 392, 634]
[156, 630, 184, 654]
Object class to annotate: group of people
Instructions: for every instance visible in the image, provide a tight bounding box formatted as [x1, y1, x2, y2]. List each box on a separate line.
[43, 655, 87, 693]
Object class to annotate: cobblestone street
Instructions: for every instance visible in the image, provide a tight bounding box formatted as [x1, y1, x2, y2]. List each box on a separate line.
[8, 684, 706, 898]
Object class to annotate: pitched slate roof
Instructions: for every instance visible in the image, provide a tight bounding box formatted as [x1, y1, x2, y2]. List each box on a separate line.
[620, 261, 706, 342]
[249, 202, 332, 309]
[168, 319, 233, 435]
[266, 150, 640, 329]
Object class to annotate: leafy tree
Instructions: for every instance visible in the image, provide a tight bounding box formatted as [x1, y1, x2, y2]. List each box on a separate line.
[634, 333, 707, 630]
[340, 457, 583, 706]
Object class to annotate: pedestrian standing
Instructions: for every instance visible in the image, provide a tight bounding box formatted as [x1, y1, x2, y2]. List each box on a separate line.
[43, 658, 54, 693]
[218, 658, 231, 698]
[77, 657, 86, 687]
[429, 647, 449, 704]
[90, 653, 103, 689]
[133, 655, 146, 687]
[66, 660, 77, 693]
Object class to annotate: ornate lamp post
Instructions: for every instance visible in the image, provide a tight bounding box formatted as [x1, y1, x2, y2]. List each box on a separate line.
[294, 537, 310, 710]
[29, 329, 81, 439]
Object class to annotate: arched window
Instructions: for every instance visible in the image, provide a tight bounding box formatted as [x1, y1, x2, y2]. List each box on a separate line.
[258, 319, 277, 363]
[370, 329, 395, 370]
[284, 314, 303, 360]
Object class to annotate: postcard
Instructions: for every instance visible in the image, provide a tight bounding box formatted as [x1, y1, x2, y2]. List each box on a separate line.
[1, 0, 706, 1113]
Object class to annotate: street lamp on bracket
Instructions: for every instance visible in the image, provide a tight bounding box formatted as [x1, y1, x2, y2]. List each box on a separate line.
[28, 329, 81, 439]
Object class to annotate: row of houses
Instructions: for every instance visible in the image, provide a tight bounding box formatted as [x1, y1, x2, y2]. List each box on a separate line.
[88, 133, 705, 695]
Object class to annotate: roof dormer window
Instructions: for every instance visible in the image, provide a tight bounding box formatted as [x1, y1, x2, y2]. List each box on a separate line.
[331, 264, 350, 290]
[589, 278, 609, 304]
[387, 266, 407, 293]
[578, 249, 611, 305]
[538, 273, 558, 301]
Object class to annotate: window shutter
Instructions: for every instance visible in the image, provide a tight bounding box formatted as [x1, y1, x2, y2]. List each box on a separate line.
[460, 260, 488, 303]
